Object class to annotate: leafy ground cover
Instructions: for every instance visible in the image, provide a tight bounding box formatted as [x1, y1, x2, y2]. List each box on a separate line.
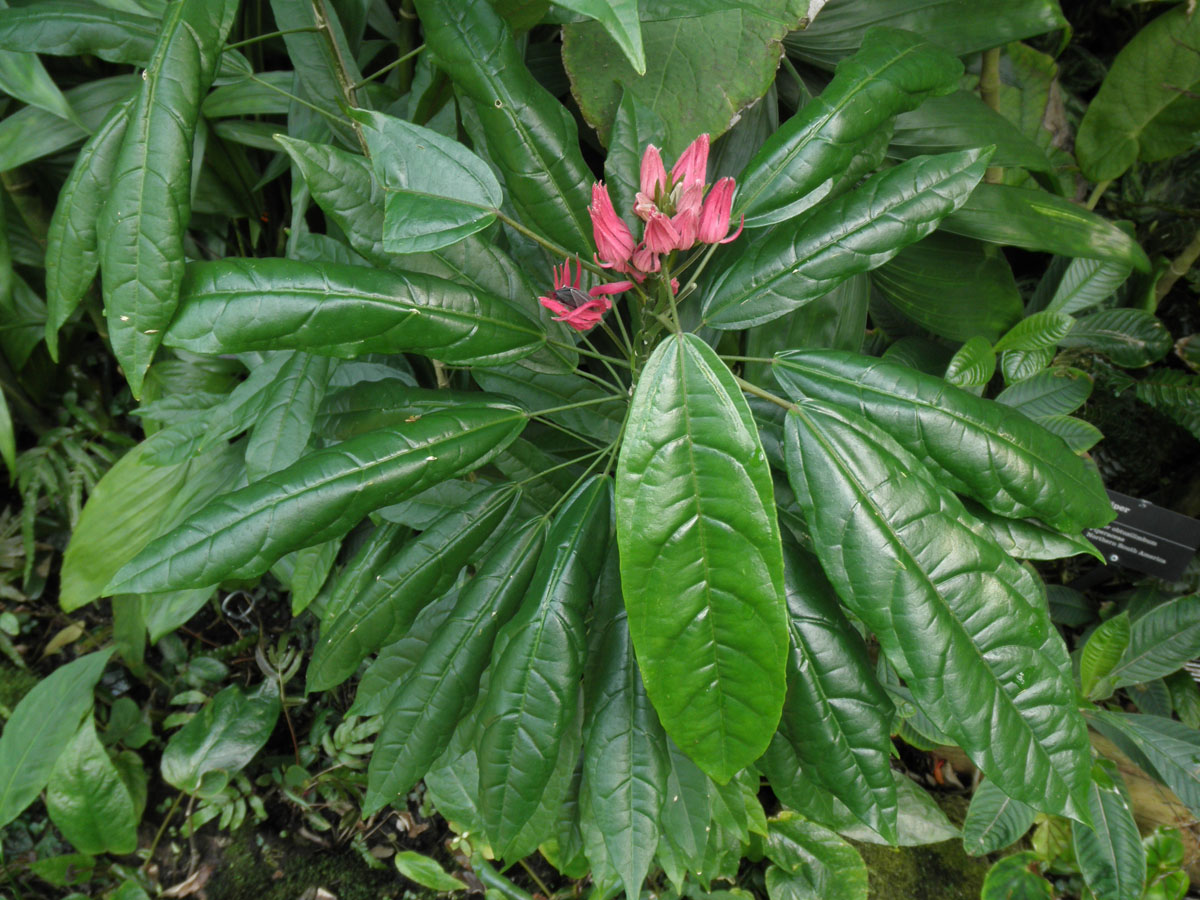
[1, 2, 1200, 899]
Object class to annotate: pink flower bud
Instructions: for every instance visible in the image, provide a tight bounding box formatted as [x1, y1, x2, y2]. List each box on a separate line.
[671, 209, 698, 250]
[589, 182, 635, 268]
[633, 191, 658, 223]
[697, 177, 742, 244]
[671, 133, 709, 189]
[631, 243, 660, 274]
[640, 145, 667, 198]
[643, 210, 680, 254]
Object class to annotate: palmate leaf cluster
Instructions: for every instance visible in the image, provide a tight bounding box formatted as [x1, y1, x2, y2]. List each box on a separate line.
[0, 2, 1199, 899]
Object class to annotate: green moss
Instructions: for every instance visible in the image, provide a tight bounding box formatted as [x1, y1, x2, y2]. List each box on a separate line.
[853, 837, 991, 900]
[0, 663, 40, 712]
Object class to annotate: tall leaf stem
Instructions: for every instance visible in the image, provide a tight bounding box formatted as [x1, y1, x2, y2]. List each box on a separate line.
[527, 395, 625, 418]
[352, 44, 426, 89]
[1085, 179, 1112, 211]
[512, 446, 608, 489]
[248, 74, 346, 127]
[1155, 226, 1200, 303]
[734, 374, 795, 412]
[223, 26, 319, 51]
[494, 211, 607, 278]
[546, 338, 630, 367]
[721, 355, 776, 365]
[529, 414, 610, 451]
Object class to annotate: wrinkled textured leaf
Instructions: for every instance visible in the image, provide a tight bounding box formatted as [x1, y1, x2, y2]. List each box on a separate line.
[245, 352, 333, 481]
[764, 813, 868, 900]
[45, 718, 138, 856]
[784, 401, 1090, 817]
[1108, 596, 1200, 689]
[1071, 760, 1146, 900]
[107, 406, 527, 593]
[616, 334, 787, 782]
[1089, 710, 1200, 820]
[945, 337, 997, 390]
[962, 779, 1036, 856]
[1081, 613, 1132, 700]
[1060, 308, 1171, 368]
[995, 368, 1092, 419]
[0, 2, 161, 66]
[774, 350, 1113, 531]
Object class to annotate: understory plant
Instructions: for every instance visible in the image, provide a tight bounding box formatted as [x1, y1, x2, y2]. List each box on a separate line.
[1, 1, 1200, 899]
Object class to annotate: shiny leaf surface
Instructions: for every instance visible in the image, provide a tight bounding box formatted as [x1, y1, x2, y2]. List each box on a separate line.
[1071, 760, 1146, 900]
[962, 779, 1036, 856]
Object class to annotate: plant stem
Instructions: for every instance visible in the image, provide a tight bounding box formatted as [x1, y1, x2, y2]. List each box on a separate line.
[518, 859, 552, 897]
[734, 374, 796, 412]
[720, 355, 776, 365]
[512, 446, 608, 489]
[494, 210, 607, 277]
[979, 48, 1004, 184]
[248, 74, 345, 127]
[529, 413, 609, 451]
[1085, 179, 1112, 211]
[223, 26, 319, 51]
[144, 791, 185, 866]
[528, 395, 624, 418]
[547, 338, 631, 367]
[1155, 226, 1200, 305]
[352, 44, 425, 89]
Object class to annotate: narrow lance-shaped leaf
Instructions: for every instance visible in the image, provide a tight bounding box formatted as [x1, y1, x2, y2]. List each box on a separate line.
[1071, 760, 1146, 900]
[736, 27, 962, 228]
[106, 406, 527, 594]
[307, 484, 521, 692]
[771, 544, 898, 843]
[363, 517, 546, 815]
[773, 349, 1115, 532]
[98, 0, 239, 397]
[703, 148, 991, 330]
[411, 0, 594, 257]
[245, 352, 333, 481]
[478, 477, 611, 859]
[165, 258, 547, 367]
[45, 94, 134, 361]
[1088, 709, 1200, 821]
[1080, 612, 1131, 700]
[1107, 595, 1200, 689]
[0, 0, 77, 124]
[784, 400, 1091, 818]
[962, 779, 1037, 856]
[616, 333, 787, 783]
[0, 2, 162, 66]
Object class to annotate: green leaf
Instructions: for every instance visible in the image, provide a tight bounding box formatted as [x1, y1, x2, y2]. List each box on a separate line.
[107, 406, 527, 593]
[0, 73, 133, 172]
[1081, 613, 1133, 700]
[412, 0, 594, 257]
[735, 27, 961, 228]
[0, 387, 12, 480]
[165, 259, 547, 367]
[656, 737, 715, 882]
[773, 349, 1114, 531]
[394, 851, 467, 892]
[582, 552, 670, 898]
[0, 650, 113, 830]
[764, 813, 868, 900]
[556, 0, 643, 73]
[1107, 596, 1200, 689]
[363, 518, 544, 812]
[616, 333, 787, 782]
[703, 149, 991, 329]
[944, 337, 997, 390]
[890, 90, 1053, 172]
[1135, 372, 1200, 442]
[44, 94, 133, 360]
[962, 779, 1036, 856]
[963, 500, 1103, 563]
[245, 352, 333, 481]
[1001, 346, 1055, 385]
[1060, 308, 1172, 368]
[309, 485, 520, 692]
[993, 311, 1076, 354]
[995, 368, 1093, 419]
[320, 521, 409, 625]
[783, 401, 1090, 818]
[97, 0, 240, 396]
[1043, 257, 1131, 317]
[478, 477, 611, 859]
[351, 109, 502, 254]
[1076, 5, 1200, 180]
[472, 365, 626, 444]
[1034, 415, 1103, 454]
[280, 538, 339, 615]
[44, 718, 138, 856]
[161, 683, 281, 798]
[785, 0, 1068, 68]
[772, 544, 897, 843]
[1088, 710, 1200, 821]
[268, 0, 359, 142]
[0, 2, 161, 66]
[142, 588, 215, 644]
[981, 852, 1052, 900]
[1071, 760, 1147, 900]
[563, 2, 811, 158]
[941, 184, 1152, 273]
[870, 233, 1022, 343]
[0, 0, 77, 124]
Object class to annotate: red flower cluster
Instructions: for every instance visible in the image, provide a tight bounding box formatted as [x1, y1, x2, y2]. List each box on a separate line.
[538, 258, 633, 332]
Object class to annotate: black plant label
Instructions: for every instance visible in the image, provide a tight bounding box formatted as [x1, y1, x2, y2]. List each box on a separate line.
[1085, 490, 1200, 580]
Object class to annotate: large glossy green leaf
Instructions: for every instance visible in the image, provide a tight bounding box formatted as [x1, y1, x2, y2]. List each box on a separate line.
[245, 352, 333, 481]
[655, 737, 716, 883]
[941, 184, 1152, 273]
[785, 0, 1068, 68]
[1080, 612, 1132, 701]
[556, 0, 643, 73]
[1107, 596, 1200, 689]
[97, 0, 239, 397]
[773, 349, 1114, 531]
[703, 149, 991, 329]
[963, 501, 1102, 563]
[783, 401, 1090, 817]
[871, 233, 1022, 343]
[412, 0, 594, 256]
[478, 477, 611, 859]
[364, 518, 545, 814]
[351, 109, 502, 254]
[616, 333, 787, 782]
[268, 0, 359, 141]
[1071, 760, 1146, 900]
[0, 650, 113, 830]
[0, 74, 133, 172]
[45, 94, 133, 360]
[1042, 257, 1131, 317]
[981, 852, 1052, 900]
[44, 718, 138, 856]
[771, 544, 897, 842]
[1059, 308, 1171, 368]
[563, 2, 810, 158]
[107, 406, 527, 593]
[582, 552, 669, 898]
[319, 522, 409, 625]
[0, 2, 161, 66]
[308, 484, 520, 691]
[890, 90, 1052, 171]
[165, 258, 546, 367]
[736, 27, 961, 228]
[1088, 710, 1200, 820]
[995, 368, 1092, 419]
[764, 813, 868, 900]
[961, 779, 1036, 856]
[160, 683, 281, 798]
[1076, 5, 1200, 180]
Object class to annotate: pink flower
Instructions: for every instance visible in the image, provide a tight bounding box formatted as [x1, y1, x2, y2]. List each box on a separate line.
[670, 183, 704, 250]
[697, 177, 743, 244]
[537, 258, 631, 332]
[643, 210, 680, 254]
[640, 145, 667, 198]
[670, 133, 709, 189]
[589, 183, 635, 270]
[631, 243, 660, 274]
